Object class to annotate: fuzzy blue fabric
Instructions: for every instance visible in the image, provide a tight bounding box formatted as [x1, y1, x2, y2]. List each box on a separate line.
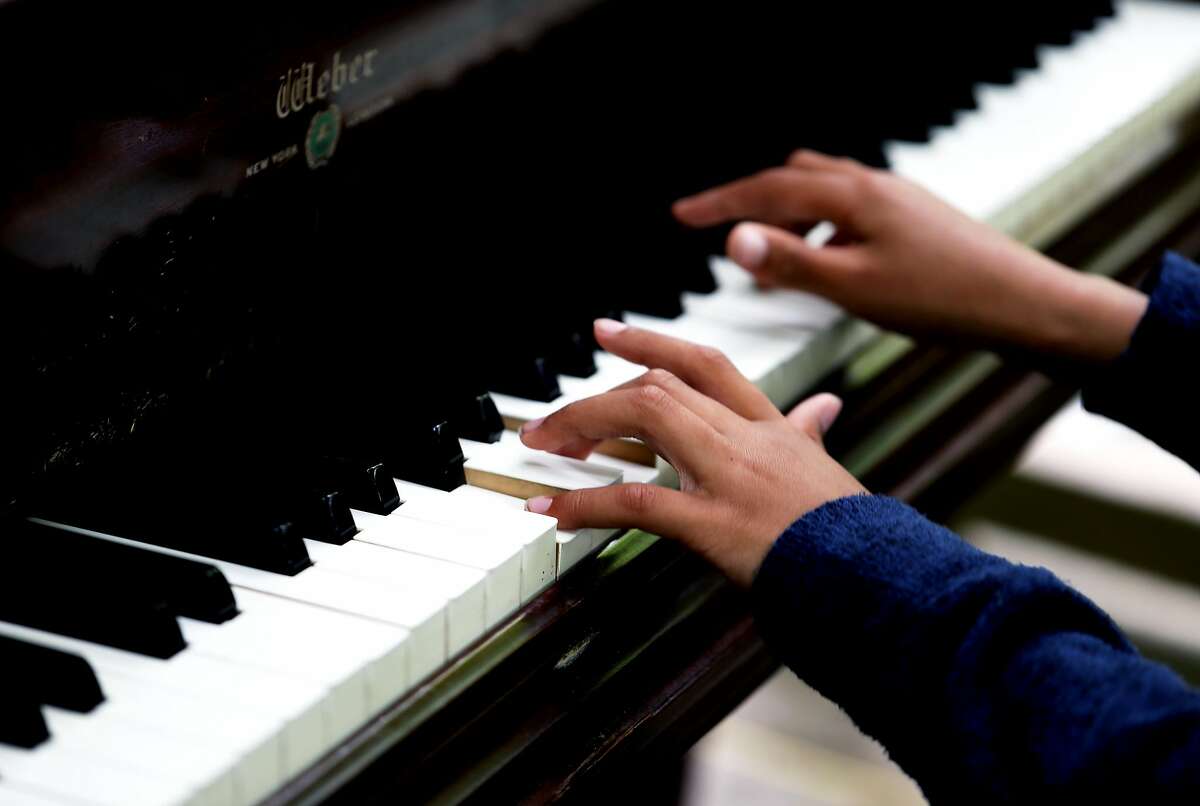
[1083, 251, 1200, 470]
[752, 252, 1200, 803]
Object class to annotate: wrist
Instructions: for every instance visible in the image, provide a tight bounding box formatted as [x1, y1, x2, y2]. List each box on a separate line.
[1037, 270, 1147, 362]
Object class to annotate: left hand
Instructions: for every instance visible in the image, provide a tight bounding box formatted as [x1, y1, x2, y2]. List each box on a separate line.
[672, 150, 1147, 363]
[519, 319, 865, 586]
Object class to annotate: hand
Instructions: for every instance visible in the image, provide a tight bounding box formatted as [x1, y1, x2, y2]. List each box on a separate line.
[673, 150, 1148, 363]
[520, 319, 865, 586]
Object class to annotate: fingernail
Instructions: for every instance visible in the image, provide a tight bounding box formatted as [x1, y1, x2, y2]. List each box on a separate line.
[520, 417, 545, 435]
[526, 496, 553, 514]
[818, 396, 843, 435]
[730, 223, 769, 270]
[595, 318, 628, 336]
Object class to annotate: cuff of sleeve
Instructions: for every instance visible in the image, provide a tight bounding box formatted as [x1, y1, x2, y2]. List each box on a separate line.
[1082, 251, 1200, 464]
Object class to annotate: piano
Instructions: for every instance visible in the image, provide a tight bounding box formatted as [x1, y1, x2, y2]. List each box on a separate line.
[4, 0, 1200, 803]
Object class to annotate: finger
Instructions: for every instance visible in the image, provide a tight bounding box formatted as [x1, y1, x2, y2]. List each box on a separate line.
[608, 369, 740, 430]
[526, 483, 713, 541]
[785, 393, 844, 443]
[727, 222, 863, 297]
[592, 319, 780, 421]
[672, 169, 856, 229]
[519, 385, 720, 471]
[786, 149, 864, 174]
[531, 367, 742, 460]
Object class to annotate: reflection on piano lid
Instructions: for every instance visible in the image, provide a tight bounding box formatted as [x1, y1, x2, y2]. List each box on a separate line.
[4, 0, 1200, 804]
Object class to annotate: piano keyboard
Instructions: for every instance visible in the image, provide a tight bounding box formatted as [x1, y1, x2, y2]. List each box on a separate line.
[5, 1, 1200, 804]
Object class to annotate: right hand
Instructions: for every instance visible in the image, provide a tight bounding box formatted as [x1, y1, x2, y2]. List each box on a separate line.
[521, 319, 863, 587]
[673, 150, 1147, 363]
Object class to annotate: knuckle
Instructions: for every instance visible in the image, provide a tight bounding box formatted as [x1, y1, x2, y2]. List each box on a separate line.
[618, 484, 659, 515]
[850, 170, 880, 198]
[837, 155, 865, 172]
[641, 368, 678, 389]
[854, 169, 893, 200]
[694, 344, 733, 373]
[629, 384, 675, 424]
[632, 382, 672, 414]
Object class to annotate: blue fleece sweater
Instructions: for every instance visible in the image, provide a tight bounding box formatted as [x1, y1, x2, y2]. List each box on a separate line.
[752, 252, 1200, 803]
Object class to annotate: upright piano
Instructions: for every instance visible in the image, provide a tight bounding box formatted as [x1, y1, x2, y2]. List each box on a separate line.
[5, 1, 1200, 803]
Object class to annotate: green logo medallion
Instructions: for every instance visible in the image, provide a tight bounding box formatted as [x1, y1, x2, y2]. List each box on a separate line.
[305, 104, 342, 169]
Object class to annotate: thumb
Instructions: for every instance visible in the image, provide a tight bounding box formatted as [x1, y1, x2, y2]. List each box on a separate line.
[785, 393, 843, 442]
[727, 222, 858, 294]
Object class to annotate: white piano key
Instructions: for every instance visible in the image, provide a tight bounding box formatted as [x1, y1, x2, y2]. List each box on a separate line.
[0, 619, 325, 784]
[448, 483, 591, 576]
[394, 489, 558, 602]
[41, 706, 237, 806]
[462, 438, 624, 553]
[461, 437, 623, 498]
[34, 518, 437, 689]
[352, 510, 524, 629]
[0, 621, 288, 805]
[303, 538, 487, 657]
[0, 743, 194, 806]
[180, 587, 414, 714]
[493, 429, 661, 486]
[622, 312, 791, 382]
[892, 1, 1200, 238]
[684, 258, 845, 332]
[0, 782, 79, 806]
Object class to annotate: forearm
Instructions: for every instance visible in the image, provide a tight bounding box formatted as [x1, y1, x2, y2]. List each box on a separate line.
[753, 494, 1200, 803]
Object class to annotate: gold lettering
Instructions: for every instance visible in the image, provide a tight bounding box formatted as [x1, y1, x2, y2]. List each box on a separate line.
[275, 49, 379, 117]
[290, 68, 305, 113]
[303, 62, 315, 105]
[275, 74, 291, 118]
[331, 50, 347, 93]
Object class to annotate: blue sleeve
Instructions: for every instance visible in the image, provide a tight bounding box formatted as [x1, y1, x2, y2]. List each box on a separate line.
[752, 494, 1200, 803]
[1083, 251, 1200, 469]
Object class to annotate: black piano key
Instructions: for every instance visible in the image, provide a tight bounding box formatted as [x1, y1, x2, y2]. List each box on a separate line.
[42, 464, 314, 576]
[0, 690, 49, 749]
[384, 419, 467, 491]
[450, 391, 505, 444]
[0, 548, 187, 659]
[488, 355, 562, 403]
[291, 488, 358, 544]
[43, 498, 311, 576]
[305, 456, 401, 516]
[21, 520, 238, 624]
[549, 328, 598, 379]
[624, 288, 684, 320]
[673, 223, 729, 295]
[0, 634, 105, 713]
